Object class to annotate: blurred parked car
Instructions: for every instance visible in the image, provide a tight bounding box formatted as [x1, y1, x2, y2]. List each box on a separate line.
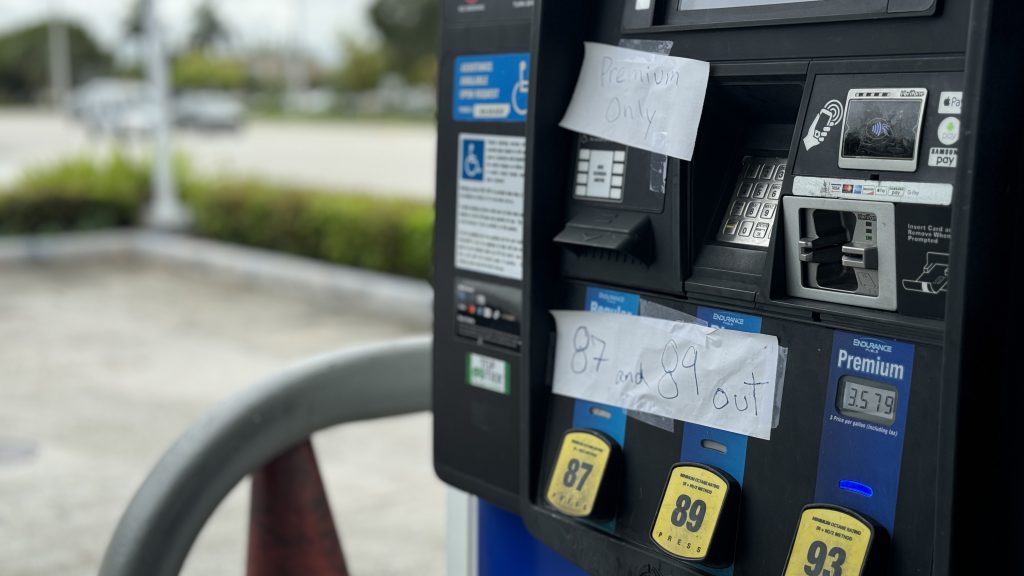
[72, 78, 148, 136]
[72, 79, 246, 136]
[175, 91, 246, 131]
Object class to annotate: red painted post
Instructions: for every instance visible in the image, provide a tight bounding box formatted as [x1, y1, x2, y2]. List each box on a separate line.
[247, 440, 349, 576]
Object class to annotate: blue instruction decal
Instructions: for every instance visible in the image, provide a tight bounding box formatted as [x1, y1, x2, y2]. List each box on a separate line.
[453, 53, 530, 122]
[815, 331, 915, 533]
[585, 287, 640, 315]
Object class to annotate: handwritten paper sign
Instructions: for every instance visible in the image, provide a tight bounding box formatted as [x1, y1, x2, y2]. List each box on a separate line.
[552, 311, 780, 440]
[559, 42, 710, 161]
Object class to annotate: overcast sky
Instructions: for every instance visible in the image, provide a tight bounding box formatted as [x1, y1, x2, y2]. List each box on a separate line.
[0, 0, 377, 65]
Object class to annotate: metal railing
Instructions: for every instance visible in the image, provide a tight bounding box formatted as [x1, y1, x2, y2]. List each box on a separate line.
[98, 336, 432, 576]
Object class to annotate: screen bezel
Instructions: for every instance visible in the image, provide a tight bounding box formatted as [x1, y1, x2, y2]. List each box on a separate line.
[664, 0, 935, 29]
[836, 375, 899, 427]
[838, 88, 927, 173]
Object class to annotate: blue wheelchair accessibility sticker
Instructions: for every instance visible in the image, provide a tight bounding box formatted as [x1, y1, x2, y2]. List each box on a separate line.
[453, 53, 530, 122]
[461, 138, 485, 181]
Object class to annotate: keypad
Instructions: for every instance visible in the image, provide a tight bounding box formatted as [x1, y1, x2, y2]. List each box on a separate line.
[716, 156, 788, 247]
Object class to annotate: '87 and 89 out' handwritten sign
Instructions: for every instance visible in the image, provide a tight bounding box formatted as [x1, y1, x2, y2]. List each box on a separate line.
[552, 311, 781, 440]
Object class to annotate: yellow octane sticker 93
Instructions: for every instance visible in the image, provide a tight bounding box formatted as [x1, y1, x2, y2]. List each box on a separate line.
[545, 431, 611, 517]
[651, 465, 728, 560]
[784, 507, 873, 576]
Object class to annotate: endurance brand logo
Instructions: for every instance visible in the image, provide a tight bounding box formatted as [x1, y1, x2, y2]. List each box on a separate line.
[852, 338, 893, 354]
[837, 337, 905, 381]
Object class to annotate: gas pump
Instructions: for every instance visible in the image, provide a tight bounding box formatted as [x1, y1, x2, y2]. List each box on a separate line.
[434, 1, 1024, 575]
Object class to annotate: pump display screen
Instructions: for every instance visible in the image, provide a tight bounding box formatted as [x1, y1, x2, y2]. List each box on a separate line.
[837, 376, 898, 426]
[838, 89, 927, 172]
[841, 99, 923, 160]
[680, 0, 825, 8]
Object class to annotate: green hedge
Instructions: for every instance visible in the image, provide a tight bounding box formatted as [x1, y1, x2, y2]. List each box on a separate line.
[184, 179, 434, 280]
[0, 155, 150, 234]
[0, 155, 435, 280]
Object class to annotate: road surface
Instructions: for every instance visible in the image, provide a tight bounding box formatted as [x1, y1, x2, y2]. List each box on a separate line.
[0, 256, 444, 576]
[0, 109, 437, 200]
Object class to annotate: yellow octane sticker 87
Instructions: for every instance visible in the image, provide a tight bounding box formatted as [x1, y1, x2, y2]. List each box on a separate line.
[651, 465, 728, 560]
[545, 431, 611, 517]
[784, 508, 873, 576]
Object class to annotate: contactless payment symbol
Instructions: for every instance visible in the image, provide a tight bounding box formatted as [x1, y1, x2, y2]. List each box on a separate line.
[803, 99, 845, 151]
[545, 429, 620, 519]
[651, 463, 738, 566]
[461, 138, 485, 181]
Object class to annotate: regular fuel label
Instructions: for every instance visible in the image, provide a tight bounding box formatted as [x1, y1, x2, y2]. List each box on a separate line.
[545, 430, 614, 518]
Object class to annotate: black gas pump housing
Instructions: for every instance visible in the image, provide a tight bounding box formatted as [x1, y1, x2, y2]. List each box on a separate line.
[433, 1, 1024, 574]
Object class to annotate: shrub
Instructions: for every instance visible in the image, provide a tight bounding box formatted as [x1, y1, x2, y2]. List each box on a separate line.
[0, 155, 149, 234]
[183, 178, 434, 280]
[0, 155, 435, 280]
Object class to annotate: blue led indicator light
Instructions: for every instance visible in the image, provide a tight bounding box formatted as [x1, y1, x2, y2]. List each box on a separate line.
[839, 480, 874, 497]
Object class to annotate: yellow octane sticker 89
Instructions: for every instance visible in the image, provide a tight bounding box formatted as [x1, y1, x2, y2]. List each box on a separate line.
[784, 508, 873, 576]
[651, 465, 728, 560]
[545, 431, 610, 517]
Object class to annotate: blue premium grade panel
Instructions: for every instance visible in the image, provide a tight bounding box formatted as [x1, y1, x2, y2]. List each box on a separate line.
[453, 53, 530, 122]
[815, 331, 915, 533]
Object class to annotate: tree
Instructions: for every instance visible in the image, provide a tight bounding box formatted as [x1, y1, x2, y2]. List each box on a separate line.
[123, 0, 145, 40]
[189, 2, 230, 53]
[333, 37, 389, 92]
[173, 52, 245, 90]
[0, 22, 111, 102]
[368, 0, 439, 85]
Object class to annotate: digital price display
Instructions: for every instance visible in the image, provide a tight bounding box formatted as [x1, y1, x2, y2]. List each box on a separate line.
[837, 375, 898, 426]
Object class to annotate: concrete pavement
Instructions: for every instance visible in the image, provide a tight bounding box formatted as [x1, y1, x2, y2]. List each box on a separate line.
[0, 109, 437, 200]
[0, 256, 444, 576]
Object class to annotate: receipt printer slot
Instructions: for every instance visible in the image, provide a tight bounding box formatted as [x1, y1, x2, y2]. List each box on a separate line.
[555, 210, 655, 264]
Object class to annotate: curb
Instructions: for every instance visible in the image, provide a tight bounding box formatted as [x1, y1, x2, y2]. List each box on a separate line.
[0, 230, 434, 327]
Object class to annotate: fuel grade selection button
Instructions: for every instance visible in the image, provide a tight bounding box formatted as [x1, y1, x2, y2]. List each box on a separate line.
[544, 429, 621, 519]
[651, 463, 739, 567]
[783, 505, 885, 576]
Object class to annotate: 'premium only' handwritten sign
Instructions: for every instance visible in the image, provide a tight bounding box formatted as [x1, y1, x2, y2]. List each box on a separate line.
[552, 311, 780, 440]
[559, 42, 710, 161]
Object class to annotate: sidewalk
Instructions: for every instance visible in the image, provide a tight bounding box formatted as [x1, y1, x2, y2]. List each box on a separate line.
[0, 255, 444, 576]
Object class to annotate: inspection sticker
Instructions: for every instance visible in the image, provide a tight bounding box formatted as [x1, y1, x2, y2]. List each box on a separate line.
[466, 352, 510, 394]
[455, 133, 525, 280]
[453, 53, 530, 122]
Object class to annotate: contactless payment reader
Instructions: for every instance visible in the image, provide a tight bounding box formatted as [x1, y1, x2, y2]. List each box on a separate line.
[433, 1, 1024, 575]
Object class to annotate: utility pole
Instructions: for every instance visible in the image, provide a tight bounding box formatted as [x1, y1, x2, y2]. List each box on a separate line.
[47, 1, 72, 111]
[142, 0, 191, 231]
[285, 0, 308, 113]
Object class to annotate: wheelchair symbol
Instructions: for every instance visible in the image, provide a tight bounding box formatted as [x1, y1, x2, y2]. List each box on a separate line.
[511, 59, 529, 117]
[462, 139, 484, 181]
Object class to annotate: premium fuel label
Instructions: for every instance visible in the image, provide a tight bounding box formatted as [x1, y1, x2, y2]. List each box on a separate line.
[784, 506, 875, 576]
[651, 464, 731, 561]
[545, 430, 616, 518]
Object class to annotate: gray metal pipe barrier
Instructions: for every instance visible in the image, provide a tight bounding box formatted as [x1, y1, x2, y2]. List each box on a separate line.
[99, 336, 432, 576]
